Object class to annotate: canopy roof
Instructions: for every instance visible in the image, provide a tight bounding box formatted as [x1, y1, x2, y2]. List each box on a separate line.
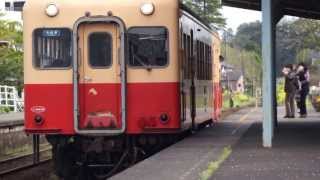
[222, 0, 320, 19]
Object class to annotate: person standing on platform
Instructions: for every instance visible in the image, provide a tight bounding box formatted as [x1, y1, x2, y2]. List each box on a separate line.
[296, 63, 310, 118]
[283, 64, 298, 118]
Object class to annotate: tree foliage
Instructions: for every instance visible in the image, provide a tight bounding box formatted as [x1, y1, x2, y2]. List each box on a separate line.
[221, 21, 263, 94]
[229, 17, 320, 84]
[182, 0, 226, 27]
[276, 18, 320, 77]
[0, 17, 23, 90]
[234, 21, 261, 53]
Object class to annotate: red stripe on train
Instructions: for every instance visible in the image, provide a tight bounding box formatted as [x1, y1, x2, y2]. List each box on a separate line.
[24, 83, 180, 135]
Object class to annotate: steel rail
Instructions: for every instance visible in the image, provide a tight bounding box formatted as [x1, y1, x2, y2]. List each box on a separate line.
[0, 147, 51, 166]
[0, 158, 52, 177]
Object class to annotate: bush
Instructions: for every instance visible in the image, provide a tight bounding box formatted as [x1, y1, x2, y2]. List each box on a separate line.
[0, 106, 11, 114]
[277, 80, 286, 105]
[223, 91, 254, 109]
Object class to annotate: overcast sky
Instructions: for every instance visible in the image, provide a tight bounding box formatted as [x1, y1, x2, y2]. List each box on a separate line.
[221, 6, 261, 33]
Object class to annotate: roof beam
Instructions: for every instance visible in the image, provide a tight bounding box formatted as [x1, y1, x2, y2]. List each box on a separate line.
[222, 0, 320, 20]
[222, 0, 260, 11]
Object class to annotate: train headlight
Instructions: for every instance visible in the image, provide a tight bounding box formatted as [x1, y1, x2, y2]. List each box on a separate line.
[140, 3, 155, 16]
[45, 3, 59, 17]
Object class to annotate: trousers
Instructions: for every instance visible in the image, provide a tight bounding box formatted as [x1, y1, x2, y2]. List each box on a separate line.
[285, 92, 295, 117]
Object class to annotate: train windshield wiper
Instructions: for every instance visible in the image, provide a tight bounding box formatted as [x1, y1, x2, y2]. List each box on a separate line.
[130, 46, 152, 69]
[138, 35, 166, 41]
[128, 33, 167, 69]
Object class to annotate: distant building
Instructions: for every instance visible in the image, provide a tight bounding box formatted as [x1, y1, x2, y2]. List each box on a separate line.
[0, 0, 25, 23]
[221, 63, 245, 93]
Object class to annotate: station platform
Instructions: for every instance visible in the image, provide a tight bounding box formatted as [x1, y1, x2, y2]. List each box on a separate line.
[111, 107, 261, 180]
[112, 106, 320, 180]
[211, 107, 320, 180]
[0, 112, 24, 127]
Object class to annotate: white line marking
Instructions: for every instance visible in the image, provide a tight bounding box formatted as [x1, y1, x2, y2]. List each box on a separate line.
[231, 108, 257, 135]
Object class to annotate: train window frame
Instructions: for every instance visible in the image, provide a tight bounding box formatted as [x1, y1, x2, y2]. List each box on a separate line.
[183, 33, 188, 78]
[186, 35, 191, 79]
[205, 44, 209, 80]
[201, 42, 204, 80]
[32, 28, 72, 70]
[87, 32, 113, 69]
[127, 26, 170, 69]
[196, 40, 201, 79]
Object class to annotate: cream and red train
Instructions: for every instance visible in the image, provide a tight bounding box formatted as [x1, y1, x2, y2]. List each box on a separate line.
[23, 0, 222, 178]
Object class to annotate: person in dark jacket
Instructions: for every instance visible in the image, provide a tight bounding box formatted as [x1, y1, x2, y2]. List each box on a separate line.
[296, 63, 310, 118]
[283, 64, 298, 118]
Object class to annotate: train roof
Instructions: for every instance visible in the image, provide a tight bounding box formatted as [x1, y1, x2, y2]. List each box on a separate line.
[179, 3, 220, 39]
[179, 4, 212, 30]
[23, 0, 220, 40]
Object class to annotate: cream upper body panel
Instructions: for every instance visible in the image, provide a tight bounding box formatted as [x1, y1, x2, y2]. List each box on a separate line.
[23, 0, 179, 84]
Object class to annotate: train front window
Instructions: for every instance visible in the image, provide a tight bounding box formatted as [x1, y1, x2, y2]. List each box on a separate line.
[33, 28, 72, 69]
[128, 27, 168, 68]
[89, 32, 112, 68]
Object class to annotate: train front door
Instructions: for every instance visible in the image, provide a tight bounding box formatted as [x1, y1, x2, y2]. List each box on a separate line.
[73, 19, 126, 134]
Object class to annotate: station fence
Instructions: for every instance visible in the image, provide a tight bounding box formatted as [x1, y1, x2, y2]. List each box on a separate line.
[0, 85, 23, 112]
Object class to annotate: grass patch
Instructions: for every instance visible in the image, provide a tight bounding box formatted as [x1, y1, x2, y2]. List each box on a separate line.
[199, 146, 232, 180]
[222, 92, 255, 111]
[3, 144, 31, 157]
[0, 143, 51, 161]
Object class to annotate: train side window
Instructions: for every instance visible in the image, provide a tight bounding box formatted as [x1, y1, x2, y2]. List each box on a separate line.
[203, 44, 208, 80]
[201, 42, 204, 80]
[88, 32, 112, 68]
[186, 35, 191, 79]
[183, 34, 188, 78]
[198, 42, 201, 80]
[128, 27, 168, 68]
[33, 28, 72, 69]
[196, 41, 200, 79]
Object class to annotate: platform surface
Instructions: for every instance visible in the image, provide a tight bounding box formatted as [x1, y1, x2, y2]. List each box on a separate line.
[111, 107, 260, 180]
[211, 107, 320, 180]
[0, 112, 24, 127]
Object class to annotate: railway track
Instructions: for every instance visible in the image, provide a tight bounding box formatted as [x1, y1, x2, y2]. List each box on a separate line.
[0, 158, 51, 177]
[0, 147, 52, 177]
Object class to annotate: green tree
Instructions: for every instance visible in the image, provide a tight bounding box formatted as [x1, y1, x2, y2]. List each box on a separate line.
[221, 21, 263, 94]
[234, 21, 261, 53]
[182, 0, 226, 27]
[0, 17, 23, 91]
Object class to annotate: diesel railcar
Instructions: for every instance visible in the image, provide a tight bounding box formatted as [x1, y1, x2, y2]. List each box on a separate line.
[23, 0, 222, 178]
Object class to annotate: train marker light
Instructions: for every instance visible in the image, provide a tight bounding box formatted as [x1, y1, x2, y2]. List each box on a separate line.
[160, 113, 169, 124]
[45, 3, 59, 17]
[140, 3, 155, 16]
[34, 115, 44, 125]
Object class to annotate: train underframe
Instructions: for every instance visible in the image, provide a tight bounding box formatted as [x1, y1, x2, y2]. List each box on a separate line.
[46, 132, 186, 180]
[46, 119, 214, 180]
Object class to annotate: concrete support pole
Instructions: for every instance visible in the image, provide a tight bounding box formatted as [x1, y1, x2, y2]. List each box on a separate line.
[272, 28, 278, 129]
[262, 0, 277, 147]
